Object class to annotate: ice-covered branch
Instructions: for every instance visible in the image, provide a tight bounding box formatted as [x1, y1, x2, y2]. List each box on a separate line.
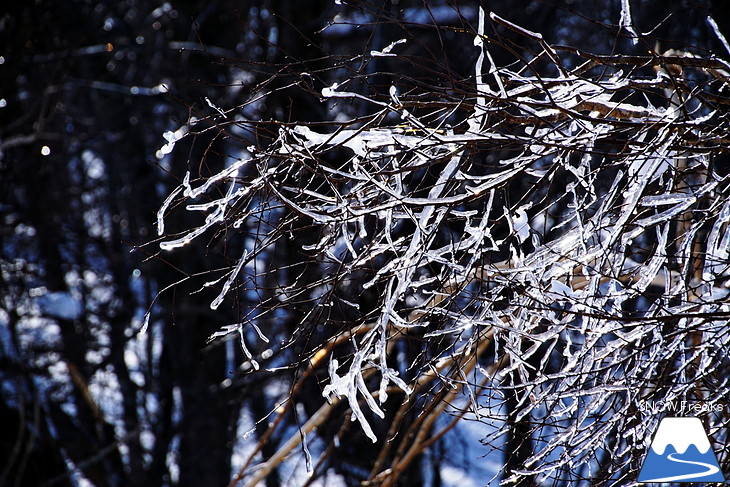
[156, 13, 730, 485]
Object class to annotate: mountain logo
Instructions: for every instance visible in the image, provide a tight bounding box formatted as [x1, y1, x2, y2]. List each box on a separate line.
[638, 416, 725, 483]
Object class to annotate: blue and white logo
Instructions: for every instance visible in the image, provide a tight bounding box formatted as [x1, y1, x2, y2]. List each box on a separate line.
[638, 416, 725, 483]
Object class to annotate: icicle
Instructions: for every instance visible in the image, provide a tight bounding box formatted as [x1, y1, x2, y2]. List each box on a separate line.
[469, 7, 489, 134]
[249, 321, 270, 343]
[210, 251, 249, 310]
[619, 0, 639, 45]
[157, 185, 183, 236]
[238, 326, 259, 371]
[301, 430, 313, 474]
[321, 355, 382, 443]
[140, 310, 151, 334]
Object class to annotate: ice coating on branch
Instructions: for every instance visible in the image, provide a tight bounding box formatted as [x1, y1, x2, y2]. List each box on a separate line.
[370, 38, 406, 57]
[704, 198, 730, 286]
[321, 81, 341, 98]
[640, 193, 695, 207]
[708, 16, 730, 56]
[158, 127, 187, 159]
[158, 160, 263, 250]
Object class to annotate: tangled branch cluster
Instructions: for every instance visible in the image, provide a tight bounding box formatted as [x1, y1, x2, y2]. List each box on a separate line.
[156, 9, 730, 486]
